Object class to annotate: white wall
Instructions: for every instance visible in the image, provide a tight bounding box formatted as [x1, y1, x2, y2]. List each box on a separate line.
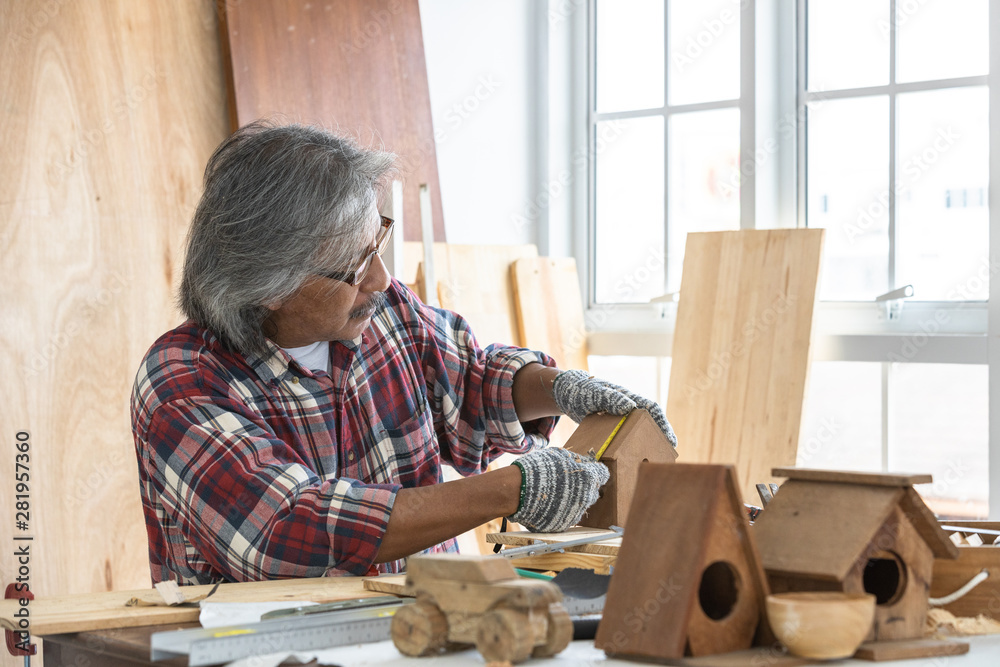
[419, 0, 540, 245]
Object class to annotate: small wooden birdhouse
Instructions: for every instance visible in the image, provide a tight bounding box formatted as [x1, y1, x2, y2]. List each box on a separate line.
[595, 464, 771, 660]
[563, 409, 678, 529]
[752, 468, 960, 642]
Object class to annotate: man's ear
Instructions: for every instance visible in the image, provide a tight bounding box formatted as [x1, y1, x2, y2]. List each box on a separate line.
[264, 299, 284, 312]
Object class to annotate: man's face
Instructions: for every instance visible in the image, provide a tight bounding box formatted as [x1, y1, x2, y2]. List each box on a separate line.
[265, 206, 391, 347]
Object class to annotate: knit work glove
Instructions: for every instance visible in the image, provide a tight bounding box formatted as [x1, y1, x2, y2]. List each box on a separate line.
[508, 447, 609, 533]
[551, 369, 678, 447]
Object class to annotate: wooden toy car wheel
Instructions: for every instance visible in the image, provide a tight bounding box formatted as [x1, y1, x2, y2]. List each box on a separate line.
[391, 600, 448, 656]
[533, 602, 573, 657]
[476, 608, 533, 663]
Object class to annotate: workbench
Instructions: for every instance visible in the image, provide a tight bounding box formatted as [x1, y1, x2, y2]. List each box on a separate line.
[32, 630, 1000, 666]
[7, 576, 1000, 666]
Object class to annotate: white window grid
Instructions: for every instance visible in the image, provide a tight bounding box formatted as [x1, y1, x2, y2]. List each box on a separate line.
[577, 0, 1000, 517]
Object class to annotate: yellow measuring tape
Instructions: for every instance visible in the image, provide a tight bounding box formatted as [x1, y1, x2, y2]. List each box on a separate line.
[593, 414, 629, 461]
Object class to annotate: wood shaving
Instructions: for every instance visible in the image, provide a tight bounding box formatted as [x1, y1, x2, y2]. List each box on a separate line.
[926, 608, 1000, 636]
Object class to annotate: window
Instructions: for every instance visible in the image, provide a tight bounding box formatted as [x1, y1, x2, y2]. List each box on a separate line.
[590, 0, 744, 305]
[582, 0, 997, 517]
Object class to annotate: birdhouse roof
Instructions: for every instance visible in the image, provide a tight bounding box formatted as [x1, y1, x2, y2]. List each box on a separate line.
[753, 469, 958, 581]
[563, 409, 677, 463]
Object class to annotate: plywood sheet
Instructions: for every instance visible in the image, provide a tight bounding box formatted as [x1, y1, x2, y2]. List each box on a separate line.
[666, 230, 824, 503]
[510, 257, 588, 371]
[0, 576, 375, 636]
[219, 0, 445, 242]
[0, 0, 229, 603]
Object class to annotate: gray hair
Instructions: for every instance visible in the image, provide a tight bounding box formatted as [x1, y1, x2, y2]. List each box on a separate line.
[179, 121, 397, 357]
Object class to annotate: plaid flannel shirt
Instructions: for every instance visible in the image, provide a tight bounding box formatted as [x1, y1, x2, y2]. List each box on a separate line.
[131, 279, 556, 584]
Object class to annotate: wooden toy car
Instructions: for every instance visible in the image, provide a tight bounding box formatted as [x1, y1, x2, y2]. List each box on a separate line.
[390, 554, 572, 663]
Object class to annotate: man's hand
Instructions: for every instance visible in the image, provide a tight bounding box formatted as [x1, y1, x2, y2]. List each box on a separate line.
[551, 369, 677, 446]
[508, 447, 609, 533]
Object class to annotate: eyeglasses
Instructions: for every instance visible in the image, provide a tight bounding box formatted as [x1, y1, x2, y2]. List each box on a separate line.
[320, 216, 394, 286]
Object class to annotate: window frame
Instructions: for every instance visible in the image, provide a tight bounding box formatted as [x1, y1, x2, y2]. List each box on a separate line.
[577, 0, 1000, 517]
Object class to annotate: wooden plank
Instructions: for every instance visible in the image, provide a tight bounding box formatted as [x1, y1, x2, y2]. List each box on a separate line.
[666, 230, 824, 503]
[854, 638, 969, 660]
[753, 480, 904, 581]
[509, 552, 615, 575]
[510, 257, 588, 371]
[363, 574, 409, 596]
[511, 257, 588, 449]
[486, 527, 622, 556]
[219, 0, 445, 242]
[772, 468, 933, 486]
[407, 554, 517, 583]
[0, 576, 379, 636]
[0, 0, 228, 603]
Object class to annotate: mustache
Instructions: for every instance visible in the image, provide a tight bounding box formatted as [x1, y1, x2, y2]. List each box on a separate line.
[349, 291, 388, 319]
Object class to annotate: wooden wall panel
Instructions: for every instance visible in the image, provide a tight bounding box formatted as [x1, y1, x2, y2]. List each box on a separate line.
[0, 0, 229, 619]
[219, 0, 446, 242]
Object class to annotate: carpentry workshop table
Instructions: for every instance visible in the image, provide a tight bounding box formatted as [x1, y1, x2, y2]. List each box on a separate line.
[8, 576, 1000, 666]
[30, 631, 1000, 666]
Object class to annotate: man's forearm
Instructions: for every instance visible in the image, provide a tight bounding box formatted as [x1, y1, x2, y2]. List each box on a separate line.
[511, 362, 562, 422]
[374, 465, 522, 563]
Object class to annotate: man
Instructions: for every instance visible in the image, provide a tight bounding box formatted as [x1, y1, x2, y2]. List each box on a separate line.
[131, 122, 676, 585]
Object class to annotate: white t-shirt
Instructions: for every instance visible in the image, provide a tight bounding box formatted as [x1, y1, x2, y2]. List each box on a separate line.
[281, 341, 331, 374]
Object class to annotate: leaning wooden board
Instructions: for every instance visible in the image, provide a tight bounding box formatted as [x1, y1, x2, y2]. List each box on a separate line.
[219, 0, 445, 242]
[510, 256, 588, 447]
[0, 577, 376, 636]
[666, 230, 824, 503]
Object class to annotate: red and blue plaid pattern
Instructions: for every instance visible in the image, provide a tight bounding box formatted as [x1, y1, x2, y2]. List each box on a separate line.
[131, 279, 556, 584]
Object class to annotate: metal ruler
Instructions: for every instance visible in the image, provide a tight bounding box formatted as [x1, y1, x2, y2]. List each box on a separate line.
[495, 526, 623, 559]
[150, 601, 408, 666]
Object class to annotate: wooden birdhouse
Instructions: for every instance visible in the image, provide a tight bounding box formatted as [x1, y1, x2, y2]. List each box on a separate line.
[752, 468, 959, 642]
[595, 464, 772, 660]
[563, 409, 678, 529]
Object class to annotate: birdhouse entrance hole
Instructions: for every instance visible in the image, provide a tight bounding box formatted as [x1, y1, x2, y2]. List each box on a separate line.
[863, 551, 907, 606]
[698, 560, 741, 620]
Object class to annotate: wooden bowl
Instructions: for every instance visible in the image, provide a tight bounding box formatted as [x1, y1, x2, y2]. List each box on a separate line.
[766, 592, 875, 660]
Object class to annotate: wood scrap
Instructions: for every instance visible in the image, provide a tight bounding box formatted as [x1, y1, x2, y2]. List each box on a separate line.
[486, 527, 621, 556]
[927, 608, 1000, 636]
[853, 638, 969, 660]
